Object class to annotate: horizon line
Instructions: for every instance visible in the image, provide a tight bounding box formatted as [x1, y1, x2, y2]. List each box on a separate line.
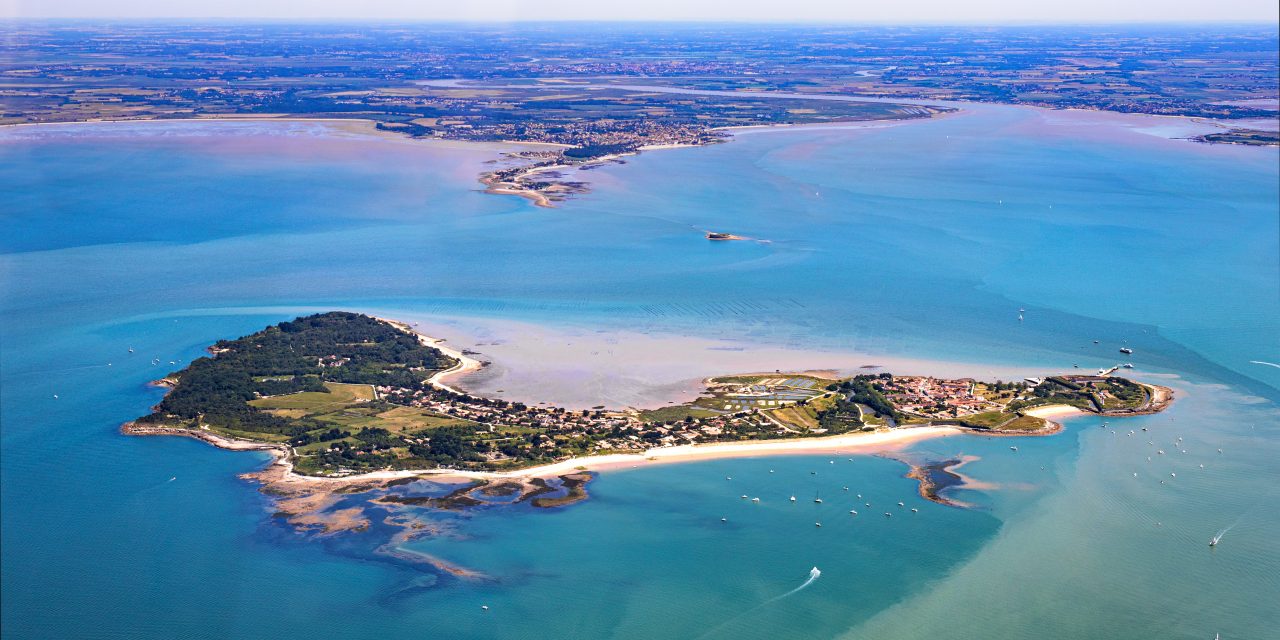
[3, 17, 1279, 26]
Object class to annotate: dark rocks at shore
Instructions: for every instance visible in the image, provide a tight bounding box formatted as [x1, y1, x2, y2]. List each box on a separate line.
[905, 459, 967, 508]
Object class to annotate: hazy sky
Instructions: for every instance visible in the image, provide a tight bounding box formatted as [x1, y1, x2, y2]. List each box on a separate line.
[4, 0, 1279, 22]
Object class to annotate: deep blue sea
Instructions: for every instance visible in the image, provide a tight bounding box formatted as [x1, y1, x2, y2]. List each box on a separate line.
[2, 106, 1277, 639]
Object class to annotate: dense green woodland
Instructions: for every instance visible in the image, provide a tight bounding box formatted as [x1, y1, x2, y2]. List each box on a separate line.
[817, 374, 902, 430]
[139, 312, 453, 434]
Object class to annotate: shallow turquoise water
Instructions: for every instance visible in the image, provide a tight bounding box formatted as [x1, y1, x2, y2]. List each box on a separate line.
[1, 110, 1277, 639]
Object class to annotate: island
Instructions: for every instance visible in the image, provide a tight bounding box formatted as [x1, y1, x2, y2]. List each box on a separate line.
[124, 312, 1171, 538]
[706, 231, 748, 241]
[1194, 129, 1280, 147]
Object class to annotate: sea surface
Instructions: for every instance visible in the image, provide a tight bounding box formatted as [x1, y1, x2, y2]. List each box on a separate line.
[1, 104, 1277, 640]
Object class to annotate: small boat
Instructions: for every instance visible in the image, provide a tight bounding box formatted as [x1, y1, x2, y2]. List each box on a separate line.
[910, 508, 919, 513]
[1123, 363, 1134, 368]
[849, 510, 858, 515]
[897, 501, 905, 507]
[884, 512, 892, 517]
[815, 522, 822, 527]
[740, 495, 748, 499]
[842, 487, 849, 491]
[721, 518, 727, 522]
[1120, 347, 1133, 354]
[790, 496, 797, 502]
[481, 605, 489, 611]
[751, 497, 760, 503]
[128, 347, 134, 353]
[814, 497, 823, 504]
[1009, 446, 1018, 452]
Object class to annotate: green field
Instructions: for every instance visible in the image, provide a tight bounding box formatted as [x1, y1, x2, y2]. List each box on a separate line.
[997, 415, 1050, 431]
[956, 410, 1014, 428]
[250, 382, 376, 413]
[767, 393, 838, 431]
[638, 406, 722, 423]
[252, 382, 477, 437]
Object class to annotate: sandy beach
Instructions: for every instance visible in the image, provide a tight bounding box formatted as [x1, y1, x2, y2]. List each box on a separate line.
[1022, 404, 1086, 420]
[484, 185, 553, 208]
[127, 418, 963, 488]
[257, 423, 966, 486]
[376, 317, 485, 394]
[423, 337, 484, 394]
[492, 425, 964, 477]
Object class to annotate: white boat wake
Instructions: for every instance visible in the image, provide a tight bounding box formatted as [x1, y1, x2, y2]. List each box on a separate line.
[762, 566, 822, 604]
[1210, 507, 1260, 547]
[697, 567, 822, 638]
[1211, 520, 1242, 547]
[1248, 360, 1280, 369]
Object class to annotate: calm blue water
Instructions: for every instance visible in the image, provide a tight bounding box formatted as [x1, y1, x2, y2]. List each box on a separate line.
[2, 109, 1277, 639]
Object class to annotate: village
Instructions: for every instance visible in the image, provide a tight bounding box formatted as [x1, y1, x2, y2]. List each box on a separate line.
[360, 369, 1074, 470]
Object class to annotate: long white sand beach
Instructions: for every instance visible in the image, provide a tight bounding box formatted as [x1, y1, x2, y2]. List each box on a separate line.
[265, 424, 965, 486]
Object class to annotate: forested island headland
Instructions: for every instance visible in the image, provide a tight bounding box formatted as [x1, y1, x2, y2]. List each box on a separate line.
[122, 312, 1172, 532]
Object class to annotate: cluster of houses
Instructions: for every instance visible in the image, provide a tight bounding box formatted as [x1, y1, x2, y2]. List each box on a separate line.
[316, 355, 352, 368]
[374, 379, 792, 458]
[880, 376, 1001, 418]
